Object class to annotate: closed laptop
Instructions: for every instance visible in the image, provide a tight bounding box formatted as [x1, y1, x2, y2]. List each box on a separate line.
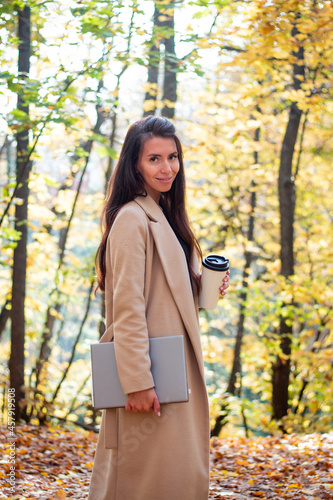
[91, 335, 189, 409]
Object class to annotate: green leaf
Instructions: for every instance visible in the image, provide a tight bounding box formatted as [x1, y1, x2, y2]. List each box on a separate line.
[70, 7, 89, 16]
[0, 71, 12, 79]
[1, 227, 22, 241]
[1, 186, 9, 198]
[95, 145, 118, 159]
[43, 176, 61, 188]
[10, 108, 29, 120]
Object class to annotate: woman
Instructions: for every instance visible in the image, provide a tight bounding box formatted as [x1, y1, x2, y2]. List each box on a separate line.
[88, 115, 229, 500]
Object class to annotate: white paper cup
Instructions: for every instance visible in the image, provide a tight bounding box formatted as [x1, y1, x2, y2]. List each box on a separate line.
[198, 255, 229, 309]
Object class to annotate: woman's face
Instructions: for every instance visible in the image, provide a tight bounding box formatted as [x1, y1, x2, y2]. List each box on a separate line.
[137, 136, 180, 203]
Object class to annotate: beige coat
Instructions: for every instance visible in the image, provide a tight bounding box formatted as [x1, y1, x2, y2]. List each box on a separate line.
[88, 194, 210, 500]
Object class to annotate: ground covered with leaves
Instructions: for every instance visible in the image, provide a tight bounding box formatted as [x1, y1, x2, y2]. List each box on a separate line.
[209, 434, 333, 499]
[0, 424, 332, 499]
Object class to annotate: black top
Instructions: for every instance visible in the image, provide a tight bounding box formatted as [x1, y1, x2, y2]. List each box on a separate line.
[175, 232, 191, 269]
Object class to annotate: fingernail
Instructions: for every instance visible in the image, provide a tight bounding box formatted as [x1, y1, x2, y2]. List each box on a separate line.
[157, 411, 161, 417]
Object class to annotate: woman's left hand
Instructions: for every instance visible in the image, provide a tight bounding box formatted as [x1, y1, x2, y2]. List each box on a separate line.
[219, 270, 230, 297]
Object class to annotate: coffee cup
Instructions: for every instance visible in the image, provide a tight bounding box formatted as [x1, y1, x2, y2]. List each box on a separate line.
[198, 254, 229, 309]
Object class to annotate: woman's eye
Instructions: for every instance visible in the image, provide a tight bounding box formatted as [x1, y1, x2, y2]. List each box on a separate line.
[150, 157, 158, 162]
[170, 154, 178, 160]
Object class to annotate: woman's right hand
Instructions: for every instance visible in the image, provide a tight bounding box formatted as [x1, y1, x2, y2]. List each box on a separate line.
[125, 387, 161, 417]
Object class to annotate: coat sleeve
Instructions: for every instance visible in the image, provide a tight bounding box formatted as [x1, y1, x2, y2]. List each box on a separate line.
[108, 204, 155, 395]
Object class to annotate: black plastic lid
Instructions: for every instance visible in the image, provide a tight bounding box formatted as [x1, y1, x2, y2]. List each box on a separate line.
[202, 254, 229, 272]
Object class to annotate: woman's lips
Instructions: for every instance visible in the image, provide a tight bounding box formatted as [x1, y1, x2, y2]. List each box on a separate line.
[156, 177, 173, 183]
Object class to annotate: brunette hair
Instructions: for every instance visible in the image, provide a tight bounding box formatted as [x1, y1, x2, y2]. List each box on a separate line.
[95, 115, 202, 292]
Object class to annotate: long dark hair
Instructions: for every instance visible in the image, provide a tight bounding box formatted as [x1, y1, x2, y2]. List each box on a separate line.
[95, 115, 202, 292]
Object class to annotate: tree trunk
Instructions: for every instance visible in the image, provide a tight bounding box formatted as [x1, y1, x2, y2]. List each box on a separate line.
[162, 6, 177, 118]
[9, 5, 31, 422]
[143, 4, 160, 116]
[144, 1, 177, 118]
[0, 299, 11, 340]
[272, 20, 305, 421]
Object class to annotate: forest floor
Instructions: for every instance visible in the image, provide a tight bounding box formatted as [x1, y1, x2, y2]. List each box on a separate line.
[0, 424, 333, 499]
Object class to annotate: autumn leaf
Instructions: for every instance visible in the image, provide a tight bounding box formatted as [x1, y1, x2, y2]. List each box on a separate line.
[54, 489, 67, 499]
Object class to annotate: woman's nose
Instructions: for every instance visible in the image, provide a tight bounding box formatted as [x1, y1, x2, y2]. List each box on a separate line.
[161, 160, 172, 172]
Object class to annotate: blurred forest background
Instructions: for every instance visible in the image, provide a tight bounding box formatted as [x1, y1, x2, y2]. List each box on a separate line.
[0, 0, 332, 438]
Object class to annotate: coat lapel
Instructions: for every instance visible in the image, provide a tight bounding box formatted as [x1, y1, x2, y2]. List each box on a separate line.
[134, 195, 205, 380]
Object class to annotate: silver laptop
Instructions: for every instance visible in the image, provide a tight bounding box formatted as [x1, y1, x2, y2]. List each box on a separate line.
[91, 335, 189, 409]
